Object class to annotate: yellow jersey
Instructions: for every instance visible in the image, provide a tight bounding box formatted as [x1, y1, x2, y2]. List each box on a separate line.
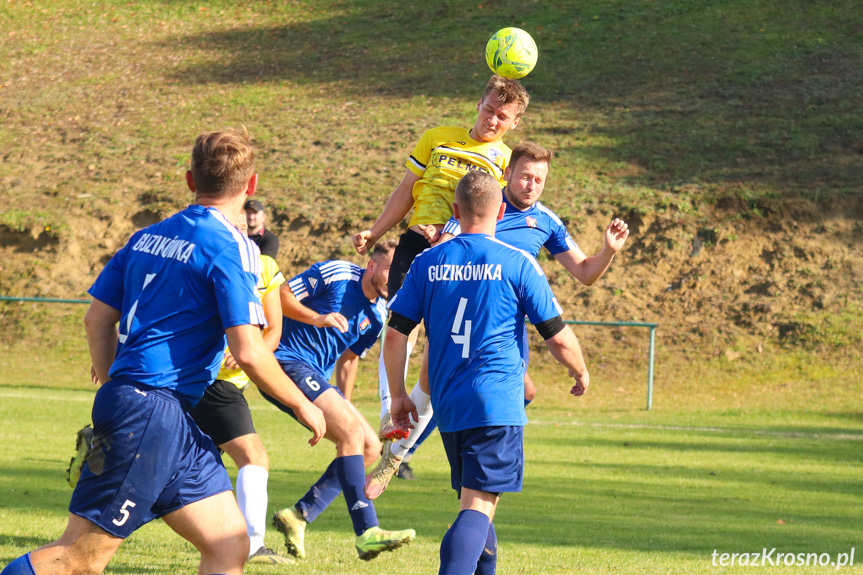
[217, 254, 285, 389]
[405, 127, 511, 228]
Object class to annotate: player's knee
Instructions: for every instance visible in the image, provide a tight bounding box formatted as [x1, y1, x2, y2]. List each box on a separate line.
[363, 434, 382, 467]
[200, 526, 248, 567]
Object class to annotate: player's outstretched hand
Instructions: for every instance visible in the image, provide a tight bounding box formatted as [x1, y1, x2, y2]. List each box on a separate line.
[391, 395, 417, 431]
[295, 402, 327, 446]
[569, 368, 590, 397]
[314, 312, 349, 333]
[605, 218, 630, 253]
[352, 230, 377, 255]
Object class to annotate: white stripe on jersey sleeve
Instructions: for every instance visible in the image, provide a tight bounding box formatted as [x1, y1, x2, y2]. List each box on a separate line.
[442, 218, 462, 236]
[535, 202, 565, 226]
[249, 301, 267, 327]
[289, 277, 308, 301]
[565, 237, 579, 251]
[486, 236, 545, 276]
[320, 261, 362, 284]
[408, 156, 426, 172]
[210, 208, 258, 273]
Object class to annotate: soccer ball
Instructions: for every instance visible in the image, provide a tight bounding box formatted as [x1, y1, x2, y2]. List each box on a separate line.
[485, 27, 538, 80]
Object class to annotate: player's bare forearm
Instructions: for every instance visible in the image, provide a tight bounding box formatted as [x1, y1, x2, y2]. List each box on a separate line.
[353, 170, 420, 254]
[384, 327, 416, 428]
[280, 284, 348, 332]
[556, 219, 629, 286]
[335, 350, 360, 401]
[261, 288, 283, 352]
[84, 299, 121, 385]
[544, 326, 590, 396]
[227, 324, 326, 444]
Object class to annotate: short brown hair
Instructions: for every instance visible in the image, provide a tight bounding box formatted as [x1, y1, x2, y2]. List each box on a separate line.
[190, 128, 256, 198]
[455, 171, 502, 219]
[372, 238, 398, 261]
[509, 142, 553, 172]
[482, 75, 531, 117]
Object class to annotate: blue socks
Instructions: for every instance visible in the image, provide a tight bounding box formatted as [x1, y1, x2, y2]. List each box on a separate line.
[439, 509, 490, 575]
[335, 455, 378, 536]
[475, 522, 497, 574]
[1, 554, 36, 575]
[296, 459, 342, 523]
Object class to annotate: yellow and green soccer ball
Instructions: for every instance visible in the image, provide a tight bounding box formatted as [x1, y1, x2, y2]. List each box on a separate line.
[485, 27, 538, 80]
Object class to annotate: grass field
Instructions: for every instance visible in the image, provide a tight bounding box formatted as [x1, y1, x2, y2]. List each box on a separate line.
[1, 0, 862, 572]
[0, 314, 861, 574]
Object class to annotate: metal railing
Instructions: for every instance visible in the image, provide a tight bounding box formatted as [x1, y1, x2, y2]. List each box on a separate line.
[564, 320, 658, 410]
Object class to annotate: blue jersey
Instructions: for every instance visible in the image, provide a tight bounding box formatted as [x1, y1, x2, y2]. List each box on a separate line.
[88, 205, 265, 406]
[389, 234, 563, 432]
[442, 194, 577, 258]
[275, 261, 387, 379]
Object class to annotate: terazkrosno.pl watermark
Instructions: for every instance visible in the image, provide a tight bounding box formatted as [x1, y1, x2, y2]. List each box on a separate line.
[712, 548, 855, 569]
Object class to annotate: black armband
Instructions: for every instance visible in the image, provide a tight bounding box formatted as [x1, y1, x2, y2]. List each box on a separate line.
[388, 311, 419, 336]
[534, 315, 565, 340]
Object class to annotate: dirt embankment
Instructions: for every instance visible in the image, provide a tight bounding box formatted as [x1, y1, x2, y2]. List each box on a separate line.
[1, 195, 860, 357]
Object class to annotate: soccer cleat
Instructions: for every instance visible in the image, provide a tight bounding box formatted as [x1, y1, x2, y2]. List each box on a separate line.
[364, 441, 402, 500]
[355, 526, 415, 561]
[247, 546, 296, 565]
[378, 412, 410, 442]
[396, 461, 416, 481]
[273, 506, 307, 559]
[66, 424, 94, 489]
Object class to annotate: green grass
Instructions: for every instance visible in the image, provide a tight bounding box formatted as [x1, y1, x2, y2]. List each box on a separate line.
[0, 314, 861, 574]
[1, 380, 861, 574]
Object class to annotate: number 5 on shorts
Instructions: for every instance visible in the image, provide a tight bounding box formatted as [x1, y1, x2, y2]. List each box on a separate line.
[112, 499, 137, 526]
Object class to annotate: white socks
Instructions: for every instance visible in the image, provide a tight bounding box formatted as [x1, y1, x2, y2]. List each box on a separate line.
[236, 464, 269, 554]
[391, 383, 434, 458]
[379, 340, 413, 419]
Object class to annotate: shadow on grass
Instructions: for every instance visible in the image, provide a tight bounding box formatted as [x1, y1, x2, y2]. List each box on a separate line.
[158, 0, 862, 199]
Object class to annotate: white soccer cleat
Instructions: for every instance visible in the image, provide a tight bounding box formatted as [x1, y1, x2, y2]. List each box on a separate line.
[364, 441, 403, 500]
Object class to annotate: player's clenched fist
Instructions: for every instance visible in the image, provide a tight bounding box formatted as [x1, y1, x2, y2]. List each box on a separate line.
[569, 368, 589, 397]
[352, 229, 377, 255]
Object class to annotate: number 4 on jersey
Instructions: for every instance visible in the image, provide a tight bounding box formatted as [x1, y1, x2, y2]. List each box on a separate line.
[451, 297, 471, 358]
[118, 273, 157, 344]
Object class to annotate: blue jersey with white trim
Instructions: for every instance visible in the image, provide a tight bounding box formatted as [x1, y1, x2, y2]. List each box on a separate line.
[442, 194, 577, 258]
[388, 234, 563, 432]
[88, 205, 264, 406]
[276, 260, 387, 379]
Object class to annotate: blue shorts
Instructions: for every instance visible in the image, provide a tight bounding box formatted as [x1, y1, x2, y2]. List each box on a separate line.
[440, 426, 524, 496]
[261, 360, 344, 423]
[69, 379, 232, 538]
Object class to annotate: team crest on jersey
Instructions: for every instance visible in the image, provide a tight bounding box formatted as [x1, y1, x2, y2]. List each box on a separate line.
[489, 148, 502, 162]
[526, 216, 538, 228]
[359, 317, 371, 332]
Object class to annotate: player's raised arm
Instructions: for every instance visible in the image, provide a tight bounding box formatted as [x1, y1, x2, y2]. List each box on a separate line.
[554, 218, 629, 286]
[352, 169, 420, 254]
[227, 324, 326, 445]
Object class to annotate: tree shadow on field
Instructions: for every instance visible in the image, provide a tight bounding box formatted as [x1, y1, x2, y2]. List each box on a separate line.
[495, 471, 861, 555]
[160, 0, 863, 198]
